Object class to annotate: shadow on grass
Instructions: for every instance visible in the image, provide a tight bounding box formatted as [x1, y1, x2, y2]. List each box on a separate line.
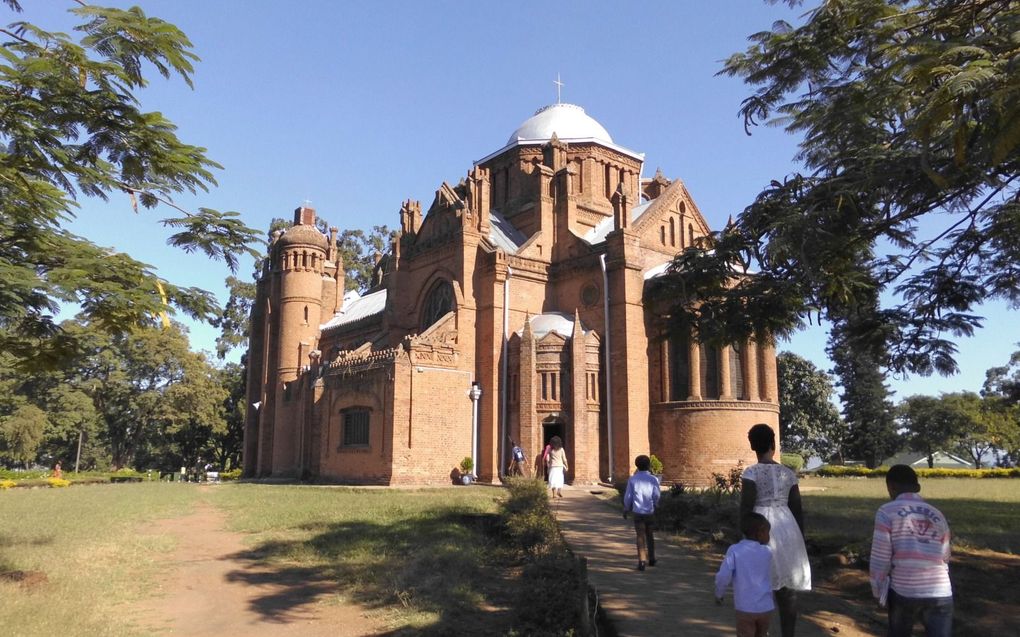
[224, 509, 512, 635]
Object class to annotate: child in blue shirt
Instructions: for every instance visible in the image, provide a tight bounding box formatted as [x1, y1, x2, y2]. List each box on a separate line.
[715, 512, 775, 637]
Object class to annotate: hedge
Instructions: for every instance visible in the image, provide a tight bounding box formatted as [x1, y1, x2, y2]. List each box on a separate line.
[815, 465, 1020, 478]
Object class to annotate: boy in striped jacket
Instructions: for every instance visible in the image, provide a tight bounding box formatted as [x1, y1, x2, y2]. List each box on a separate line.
[870, 464, 953, 637]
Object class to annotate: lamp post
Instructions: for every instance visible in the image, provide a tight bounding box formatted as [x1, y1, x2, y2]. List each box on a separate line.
[468, 381, 482, 478]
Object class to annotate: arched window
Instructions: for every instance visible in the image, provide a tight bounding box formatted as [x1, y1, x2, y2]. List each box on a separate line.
[421, 280, 454, 330]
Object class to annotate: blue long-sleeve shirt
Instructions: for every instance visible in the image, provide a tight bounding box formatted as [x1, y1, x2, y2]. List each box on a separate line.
[623, 470, 660, 515]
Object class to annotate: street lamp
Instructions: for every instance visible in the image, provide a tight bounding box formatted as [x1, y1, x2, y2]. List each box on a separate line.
[468, 381, 482, 478]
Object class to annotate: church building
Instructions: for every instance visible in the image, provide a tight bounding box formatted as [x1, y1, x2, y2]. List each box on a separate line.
[242, 103, 780, 485]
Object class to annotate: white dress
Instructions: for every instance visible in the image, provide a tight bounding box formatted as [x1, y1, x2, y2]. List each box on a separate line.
[742, 463, 812, 591]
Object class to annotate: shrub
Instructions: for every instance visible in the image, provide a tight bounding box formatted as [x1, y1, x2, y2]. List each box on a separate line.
[781, 453, 805, 473]
[711, 461, 743, 495]
[219, 469, 242, 481]
[0, 479, 15, 490]
[649, 454, 664, 475]
[513, 551, 588, 636]
[815, 465, 1020, 478]
[459, 456, 474, 474]
[501, 477, 558, 556]
[46, 478, 71, 488]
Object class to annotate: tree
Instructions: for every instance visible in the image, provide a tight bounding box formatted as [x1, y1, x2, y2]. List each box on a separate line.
[0, 2, 260, 371]
[983, 346, 1020, 404]
[653, 0, 1020, 378]
[0, 403, 46, 467]
[829, 312, 900, 468]
[776, 351, 845, 460]
[336, 226, 398, 292]
[897, 394, 965, 467]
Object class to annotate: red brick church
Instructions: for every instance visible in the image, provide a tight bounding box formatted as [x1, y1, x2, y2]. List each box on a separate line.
[242, 103, 779, 485]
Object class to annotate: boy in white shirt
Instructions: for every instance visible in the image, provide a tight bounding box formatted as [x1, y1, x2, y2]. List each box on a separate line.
[715, 512, 775, 637]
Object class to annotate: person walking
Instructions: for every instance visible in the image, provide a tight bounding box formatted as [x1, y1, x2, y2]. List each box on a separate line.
[740, 423, 811, 637]
[870, 464, 953, 637]
[546, 436, 568, 497]
[715, 512, 775, 637]
[622, 454, 661, 571]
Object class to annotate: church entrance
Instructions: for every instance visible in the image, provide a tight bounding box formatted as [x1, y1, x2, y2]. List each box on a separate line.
[542, 420, 565, 447]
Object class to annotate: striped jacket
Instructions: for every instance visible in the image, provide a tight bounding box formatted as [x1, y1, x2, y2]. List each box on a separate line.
[870, 492, 952, 603]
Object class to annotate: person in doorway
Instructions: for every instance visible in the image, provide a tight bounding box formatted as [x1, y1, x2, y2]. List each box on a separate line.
[622, 454, 661, 571]
[740, 423, 811, 637]
[715, 512, 775, 637]
[541, 441, 552, 481]
[870, 464, 953, 637]
[545, 436, 567, 497]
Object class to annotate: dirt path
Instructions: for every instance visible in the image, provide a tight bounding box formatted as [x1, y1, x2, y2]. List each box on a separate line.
[131, 494, 382, 636]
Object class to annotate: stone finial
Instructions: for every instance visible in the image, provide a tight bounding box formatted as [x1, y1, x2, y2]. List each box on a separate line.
[612, 182, 630, 230]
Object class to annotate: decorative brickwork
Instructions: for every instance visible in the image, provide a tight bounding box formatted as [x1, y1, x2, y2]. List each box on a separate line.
[243, 103, 781, 485]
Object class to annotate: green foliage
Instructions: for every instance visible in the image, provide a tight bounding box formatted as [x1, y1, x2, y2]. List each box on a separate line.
[815, 465, 1020, 478]
[780, 452, 804, 473]
[0, 403, 47, 466]
[459, 456, 474, 473]
[654, 480, 741, 540]
[514, 551, 588, 637]
[0, 318, 241, 472]
[649, 453, 664, 475]
[500, 477, 559, 557]
[336, 225, 399, 292]
[0, 2, 261, 372]
[777, 351, 846, 459]
[829, 309, 900, 468]
[219, 468, 242, 481]
[652, 0, 1020, 378]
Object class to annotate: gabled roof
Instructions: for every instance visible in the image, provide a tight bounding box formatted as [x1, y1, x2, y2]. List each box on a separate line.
[321, 289, 387, 331]
[488, 208, 527, 253]
[581, 200, 652, 245]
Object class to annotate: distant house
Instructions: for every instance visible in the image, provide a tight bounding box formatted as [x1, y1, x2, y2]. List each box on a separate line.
[882, 450, 975, 470]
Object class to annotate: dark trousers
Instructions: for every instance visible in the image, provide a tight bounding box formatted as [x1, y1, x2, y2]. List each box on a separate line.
[887, 589, 953, 637]
[633, 513, 655, 563]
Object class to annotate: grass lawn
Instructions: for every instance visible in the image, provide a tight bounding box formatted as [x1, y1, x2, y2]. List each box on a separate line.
[0, 483, 514, 636]
[204, 484, 510, 633]
[800, 476, 1020, 554]
[800, 476, 1020, 637]
[0, 483, 201, 637]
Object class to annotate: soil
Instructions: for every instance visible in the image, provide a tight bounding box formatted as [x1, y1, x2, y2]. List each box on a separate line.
[130, 491, 383, 636]
[0, 570, 48, 590]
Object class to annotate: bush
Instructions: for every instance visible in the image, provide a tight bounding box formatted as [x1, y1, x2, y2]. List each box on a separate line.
[513, 551, 588, 636]
[814, 465, 1020, 478]
[781, 453, 805, 473]
[0, 479, 15, 490]
[501, 477, 559, 556]
[219, 469, 242, 481]
[46, 478, 70, 488]
[649, 454, 664, 475]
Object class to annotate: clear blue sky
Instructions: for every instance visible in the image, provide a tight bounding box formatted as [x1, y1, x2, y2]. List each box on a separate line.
[28, 1, 1015, 400]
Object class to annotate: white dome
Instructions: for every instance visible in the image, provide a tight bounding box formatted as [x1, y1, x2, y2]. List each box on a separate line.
[506, 103, 613, 145]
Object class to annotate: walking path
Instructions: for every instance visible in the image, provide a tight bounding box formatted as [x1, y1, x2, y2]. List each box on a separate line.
[552, 485, 878, 637]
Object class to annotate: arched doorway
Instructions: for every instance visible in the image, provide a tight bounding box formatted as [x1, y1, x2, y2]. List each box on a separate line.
[542, 416, 567, 481]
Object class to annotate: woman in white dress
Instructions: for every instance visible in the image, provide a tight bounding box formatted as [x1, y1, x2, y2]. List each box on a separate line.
[740, 423, 811, 637]
[545, 436, 568, 497]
